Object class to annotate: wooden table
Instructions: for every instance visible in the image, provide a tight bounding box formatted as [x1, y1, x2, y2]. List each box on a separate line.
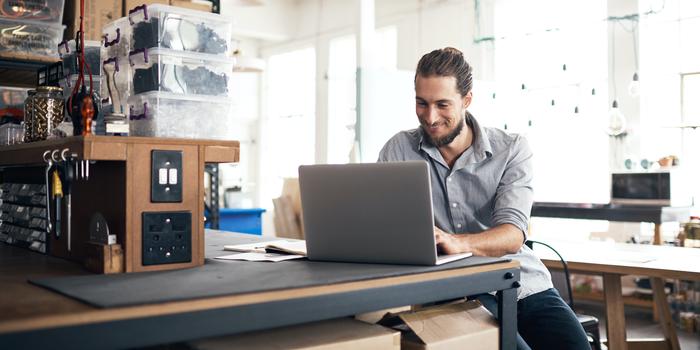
[0, 231, 522, 350]
[532, 240, 700, 350]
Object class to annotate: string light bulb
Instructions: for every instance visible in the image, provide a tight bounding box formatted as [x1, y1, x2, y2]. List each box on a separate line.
[606, 100, 626, 136]
[628, 72, 640, 97]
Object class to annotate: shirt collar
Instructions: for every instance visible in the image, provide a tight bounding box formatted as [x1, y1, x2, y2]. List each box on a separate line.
[418, 112, 493, 168]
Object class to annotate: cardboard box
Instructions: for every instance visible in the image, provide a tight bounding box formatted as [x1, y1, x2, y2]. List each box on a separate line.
[356, 306, 413, 324]
[170, 0, 213, 12]
[192, 318, 400, 350]
[63, 0, 122, 41]
[281, 177, 302, 218]
[378, 301, 498, 350]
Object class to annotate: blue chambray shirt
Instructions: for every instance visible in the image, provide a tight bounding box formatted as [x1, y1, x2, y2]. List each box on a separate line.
[378, 114, 552, 300]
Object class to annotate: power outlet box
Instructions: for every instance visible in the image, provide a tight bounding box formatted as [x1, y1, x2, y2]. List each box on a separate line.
[142, 211, 192, 265]
[151, 150, 183, 203]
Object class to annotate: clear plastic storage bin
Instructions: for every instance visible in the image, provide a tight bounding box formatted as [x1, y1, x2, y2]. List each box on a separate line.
[59, 74, 101, 98]
[58, 39, 102, 77]
[0, 18, 63, 57]
[128, 48, 234, 97]
[102, 17, 131, 58]
[0, 123, 23, 145]
[101, 55, 131, 114]
[0, 86, 29, 119]
[127, 4, 232, 55]
[0, 0, 65, 23]
[127, 91, 233, 140]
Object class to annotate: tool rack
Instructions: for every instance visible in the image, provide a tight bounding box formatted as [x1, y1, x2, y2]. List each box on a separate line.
[0, 135, 239, 273]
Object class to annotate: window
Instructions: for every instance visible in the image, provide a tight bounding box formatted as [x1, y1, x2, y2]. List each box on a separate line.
[329, 26, 398, 164]
[327, 35, 357, 164]
[260, 47, 316, 206]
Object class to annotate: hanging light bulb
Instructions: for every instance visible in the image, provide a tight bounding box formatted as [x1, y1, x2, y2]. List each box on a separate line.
[606, 100, 627, 136]
[628, 72, 640, 97]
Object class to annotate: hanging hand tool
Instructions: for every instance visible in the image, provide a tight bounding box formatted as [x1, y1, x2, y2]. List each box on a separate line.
[61, 149, 75, 251]
[52, 168, 63, 238]
[42, 150, 53, 234]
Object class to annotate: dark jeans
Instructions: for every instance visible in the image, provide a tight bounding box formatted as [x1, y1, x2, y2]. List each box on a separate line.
[474, 288, 590, 350]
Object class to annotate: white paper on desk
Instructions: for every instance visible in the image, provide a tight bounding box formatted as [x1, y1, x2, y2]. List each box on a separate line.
[224, 240, 308, 256]
[215, 252, 305, 262]
[265, 240, 307, 256]
[223, 240, 291, 253]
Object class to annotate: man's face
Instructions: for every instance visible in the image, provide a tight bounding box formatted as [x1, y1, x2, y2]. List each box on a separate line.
[415, 75, 472, 147]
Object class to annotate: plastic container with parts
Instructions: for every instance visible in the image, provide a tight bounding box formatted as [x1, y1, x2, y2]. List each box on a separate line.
[128, 47, 234, 97]
[127, 4, 232, 55]
[127, 91, 233, 140]
[100, 55, 132, 115]
[58, 39, 102, 77]
[0, 0, 65, 23]
[0, 17, 63, 58]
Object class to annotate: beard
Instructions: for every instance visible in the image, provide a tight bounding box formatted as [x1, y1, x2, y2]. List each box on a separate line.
[422, 115, 465, 147]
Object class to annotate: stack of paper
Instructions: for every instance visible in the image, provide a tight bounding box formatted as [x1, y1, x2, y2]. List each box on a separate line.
[216, 240, 307, 262]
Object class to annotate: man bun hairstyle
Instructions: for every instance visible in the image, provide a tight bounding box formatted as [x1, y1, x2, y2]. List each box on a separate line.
[415, 47, 473, 97]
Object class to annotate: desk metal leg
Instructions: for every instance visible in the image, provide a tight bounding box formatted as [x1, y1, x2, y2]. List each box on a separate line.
[651, 277, 680, 350]
[497, 287, 517, 350]
[603, 273, 628, 350]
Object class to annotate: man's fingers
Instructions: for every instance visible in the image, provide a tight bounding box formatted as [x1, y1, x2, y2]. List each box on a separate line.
[434, 231, 443, 243]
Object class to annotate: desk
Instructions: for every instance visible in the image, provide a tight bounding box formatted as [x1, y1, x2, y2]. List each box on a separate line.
[532, 240, 700, 350]
[531, 202, 692, 244]
[0, 230, 521, 350]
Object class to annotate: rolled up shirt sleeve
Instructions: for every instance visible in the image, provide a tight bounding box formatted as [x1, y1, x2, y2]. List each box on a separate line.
[491, 135, 534, 240]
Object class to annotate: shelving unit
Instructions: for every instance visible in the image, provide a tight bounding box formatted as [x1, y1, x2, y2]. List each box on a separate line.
[0, 135, 239, 273]
[0, 54, 59, 88]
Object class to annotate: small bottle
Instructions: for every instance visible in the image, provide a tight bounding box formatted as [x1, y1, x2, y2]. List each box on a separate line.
[33, 86, 65, 140]
[81, 95, 94, 136]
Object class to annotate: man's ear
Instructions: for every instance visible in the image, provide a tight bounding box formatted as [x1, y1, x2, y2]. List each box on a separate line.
[462, 91, 473, 109]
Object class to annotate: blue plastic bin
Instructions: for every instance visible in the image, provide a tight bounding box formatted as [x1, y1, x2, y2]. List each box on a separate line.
[212, 208, 266, 235]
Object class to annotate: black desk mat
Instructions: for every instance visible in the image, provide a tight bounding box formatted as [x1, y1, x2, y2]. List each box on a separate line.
[30, 230, 509, 308]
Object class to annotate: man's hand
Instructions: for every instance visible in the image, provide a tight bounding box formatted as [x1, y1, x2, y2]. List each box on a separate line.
[434, 226, 470, 255]
[434, 224, 523, 257]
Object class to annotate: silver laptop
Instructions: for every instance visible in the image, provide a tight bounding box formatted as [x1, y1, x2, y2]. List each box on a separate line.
[298, 161, 472, 265]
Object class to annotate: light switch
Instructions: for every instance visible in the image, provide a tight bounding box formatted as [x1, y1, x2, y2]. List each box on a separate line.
[168, 168, 178, 185]
[151, 150, 183, 203]
[158, 168, 168, 184]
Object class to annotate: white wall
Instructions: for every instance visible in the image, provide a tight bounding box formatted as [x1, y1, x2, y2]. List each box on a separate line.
[220, 1, 297, 41]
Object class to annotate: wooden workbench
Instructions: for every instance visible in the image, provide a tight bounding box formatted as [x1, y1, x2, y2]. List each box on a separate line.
[0, 230, 522, 350]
